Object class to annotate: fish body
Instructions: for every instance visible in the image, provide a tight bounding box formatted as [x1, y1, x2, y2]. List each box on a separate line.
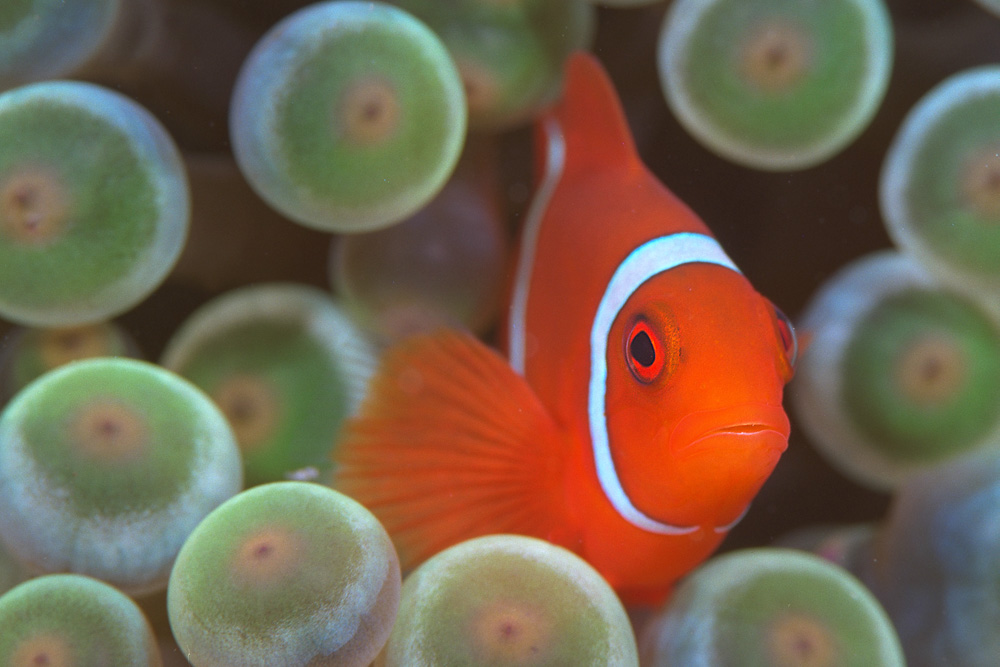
[334, 52, 795, 604]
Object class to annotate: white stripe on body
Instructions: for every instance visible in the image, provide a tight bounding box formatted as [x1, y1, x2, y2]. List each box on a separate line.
[506, 115, 748, 534]
[589, 233, 741, 534]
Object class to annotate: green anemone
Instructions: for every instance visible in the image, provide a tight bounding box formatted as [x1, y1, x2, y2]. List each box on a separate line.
[640, 548, 904, 667]
[161, 283, 376, 486]
[790, 250, 1000, 490]
[880, 66, 1000, 300]
[658, 0, 893, 170]
[0, 574, 160, 666]
[388, 0, 594, 129]
[841, 289, 1000, 460]
[0, 80, 189, 326]
[0, 357, 241, 594]
[167, 481, 400, 667]
[384, 534, 638, 666]
[230, 1, 467, 233]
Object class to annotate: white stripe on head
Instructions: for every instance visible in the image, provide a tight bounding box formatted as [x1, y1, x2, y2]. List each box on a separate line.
[509, 116, 565, 375]
[589, 232, 740, 534]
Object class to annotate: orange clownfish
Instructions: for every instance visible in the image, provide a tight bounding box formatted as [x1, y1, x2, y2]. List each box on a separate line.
[333, 52, 796, 605]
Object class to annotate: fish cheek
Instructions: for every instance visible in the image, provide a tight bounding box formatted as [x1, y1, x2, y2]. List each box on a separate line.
[604, 302, 683, 465]
[603, 348, 688, 512]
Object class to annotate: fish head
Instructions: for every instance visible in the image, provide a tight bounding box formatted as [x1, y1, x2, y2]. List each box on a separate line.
[600, 262, 795, 532]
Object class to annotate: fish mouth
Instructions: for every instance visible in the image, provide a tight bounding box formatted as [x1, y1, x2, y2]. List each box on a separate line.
[669, 403, 790, 455]
[681, 424, 789, 477]
[688, 422, 788, 450]
[674, 425, 787, 529]
[633, 403, 789, 529]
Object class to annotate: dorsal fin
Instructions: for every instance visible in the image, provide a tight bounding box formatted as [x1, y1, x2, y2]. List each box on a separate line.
[537, 51, 639, 176]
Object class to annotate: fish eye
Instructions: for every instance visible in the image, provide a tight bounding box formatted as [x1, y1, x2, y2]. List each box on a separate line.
[772, 303, 798, 370]
[626, 320, 666, 383]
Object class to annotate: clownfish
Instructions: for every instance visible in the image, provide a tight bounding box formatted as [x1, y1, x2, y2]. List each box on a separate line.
[333, 52, 796, 605]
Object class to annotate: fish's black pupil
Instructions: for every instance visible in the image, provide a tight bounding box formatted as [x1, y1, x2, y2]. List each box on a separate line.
[630, 330, 656, 367]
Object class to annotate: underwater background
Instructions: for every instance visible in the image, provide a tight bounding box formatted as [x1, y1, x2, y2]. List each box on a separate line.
[48, 0, 988, 545]
[1, 0, 1000, 665]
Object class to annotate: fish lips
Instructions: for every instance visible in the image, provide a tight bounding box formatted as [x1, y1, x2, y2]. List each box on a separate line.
[683, 422, 788, 461]
[668, 403, 790, 457]
[635, 404, 790, 528]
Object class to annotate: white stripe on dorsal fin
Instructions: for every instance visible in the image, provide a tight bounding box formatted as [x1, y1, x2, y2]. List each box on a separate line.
[509, 115, 565, 375]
